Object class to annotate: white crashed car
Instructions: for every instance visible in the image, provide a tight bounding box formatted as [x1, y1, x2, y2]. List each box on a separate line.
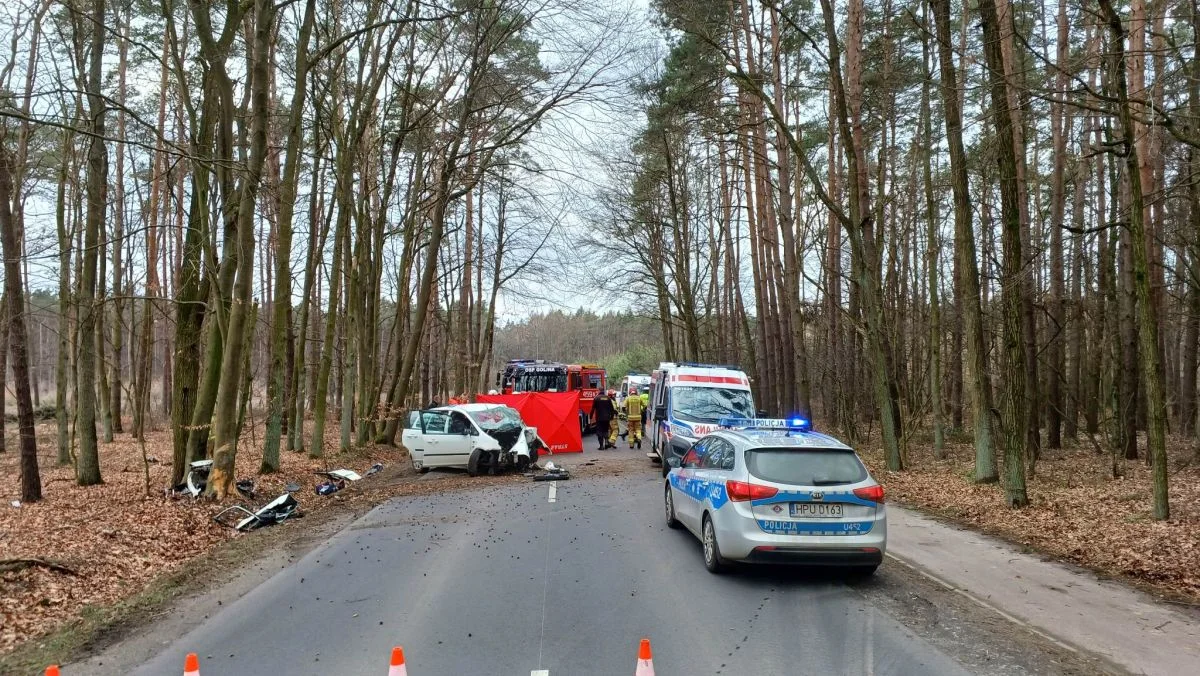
[402, 403, 543, 476]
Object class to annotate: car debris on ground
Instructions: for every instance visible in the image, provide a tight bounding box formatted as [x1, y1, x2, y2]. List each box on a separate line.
[316, 469, 363, 482]
[212, 493, 301, 532]
[528, 461, 570, 481]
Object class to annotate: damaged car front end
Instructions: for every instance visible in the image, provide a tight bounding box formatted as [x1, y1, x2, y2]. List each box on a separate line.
[402, 404, 543, 476]
[465, 406, 542, 475]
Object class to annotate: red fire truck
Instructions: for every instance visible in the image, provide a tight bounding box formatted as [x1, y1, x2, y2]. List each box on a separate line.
[496, 360, 607, 433]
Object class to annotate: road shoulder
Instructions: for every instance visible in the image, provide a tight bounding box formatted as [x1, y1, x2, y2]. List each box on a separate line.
[886, 505, 1200, 676]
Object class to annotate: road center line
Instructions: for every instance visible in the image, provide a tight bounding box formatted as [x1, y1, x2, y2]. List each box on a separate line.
[531, 671, 550, 676]
[548, 481, 557, 503]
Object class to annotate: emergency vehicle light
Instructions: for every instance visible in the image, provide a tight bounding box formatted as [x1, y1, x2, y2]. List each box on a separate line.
[717, 417, 813, 432]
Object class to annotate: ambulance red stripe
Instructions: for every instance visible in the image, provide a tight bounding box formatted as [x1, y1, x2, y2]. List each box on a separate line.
[669, 374, 748, 385]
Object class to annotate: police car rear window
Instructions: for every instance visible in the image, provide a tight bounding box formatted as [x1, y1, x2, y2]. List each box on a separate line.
[745, 448, 867, 486]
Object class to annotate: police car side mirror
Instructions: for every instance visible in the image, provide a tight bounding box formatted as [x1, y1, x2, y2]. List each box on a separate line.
[666, 456, 681, 468]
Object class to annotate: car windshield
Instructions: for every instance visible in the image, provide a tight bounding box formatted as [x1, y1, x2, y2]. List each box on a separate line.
[745, 448, 868, 486]
[515, 371, 568, 392]
[670, 386, 754, 423]
[467, 406, 523, 430]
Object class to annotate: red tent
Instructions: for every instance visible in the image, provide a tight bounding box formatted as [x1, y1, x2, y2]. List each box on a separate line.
[476, 391, 583, 453]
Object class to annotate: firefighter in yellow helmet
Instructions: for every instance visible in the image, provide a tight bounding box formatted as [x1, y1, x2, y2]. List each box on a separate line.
[624, 386, 644, 449]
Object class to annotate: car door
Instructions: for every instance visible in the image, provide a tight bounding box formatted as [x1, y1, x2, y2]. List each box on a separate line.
[693, 439, 733, 513]
[674, 439, 710, 532]
[401, 411, 426, 466]
[441, 411, 477, 466]
[418, 411, 452, 467]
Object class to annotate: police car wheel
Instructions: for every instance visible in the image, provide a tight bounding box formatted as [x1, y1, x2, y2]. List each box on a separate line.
[702, 514, 727, 573]
[660, 458, 670, 478]
[664, 484, 681, 529]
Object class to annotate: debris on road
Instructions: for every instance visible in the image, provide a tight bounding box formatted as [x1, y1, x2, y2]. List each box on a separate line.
[528, 461, 571, 481]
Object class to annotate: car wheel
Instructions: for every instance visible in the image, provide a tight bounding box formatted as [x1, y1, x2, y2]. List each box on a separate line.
[661, 457, 670, 478]
[702, 514, 727, 574]
[664, 484, 681, 529]
[467, 448, 483, 477]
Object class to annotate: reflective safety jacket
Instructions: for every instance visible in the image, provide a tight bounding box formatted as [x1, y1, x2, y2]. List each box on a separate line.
[624, 394, 644, 420]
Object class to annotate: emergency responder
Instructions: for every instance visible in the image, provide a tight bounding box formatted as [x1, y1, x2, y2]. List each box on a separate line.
[608, 389, 621, 447]
[624, 387, 644, 449]
[639, 386, 650, 438]
[591, 389, 616, 450]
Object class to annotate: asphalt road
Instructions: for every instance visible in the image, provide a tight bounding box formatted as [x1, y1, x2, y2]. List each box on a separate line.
[128, 467, 1082, 676]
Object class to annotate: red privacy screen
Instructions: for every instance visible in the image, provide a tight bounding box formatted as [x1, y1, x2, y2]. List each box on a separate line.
[476, 391, 584, 453]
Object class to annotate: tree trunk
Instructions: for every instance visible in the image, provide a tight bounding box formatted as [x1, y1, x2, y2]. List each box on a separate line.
[55, 127, 73, 466]
[921, 1, 944, 457]
[0, 145, 42, 501]
[1099, 0, 1169, 519]
[979, 0, 1028, 506]
[263, 0, 316, 471]
[75, 0, 108, 486]
[109, 9, 130, 435]
[1046, 0, 1069, 450]
[207, 0, 276, 499]
[933, 0, 995, 480]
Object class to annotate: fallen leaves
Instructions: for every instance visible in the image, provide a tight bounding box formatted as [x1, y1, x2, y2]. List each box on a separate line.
[0, 420, 407, 655]
[860, 433, 1200, 604]
[0, 423, 634, 657]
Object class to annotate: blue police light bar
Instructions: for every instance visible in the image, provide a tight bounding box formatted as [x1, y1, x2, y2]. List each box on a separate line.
[718, 417, 813, 432]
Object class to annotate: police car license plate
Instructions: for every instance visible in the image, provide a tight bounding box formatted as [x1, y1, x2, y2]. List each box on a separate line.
[790, 503, 843, 518]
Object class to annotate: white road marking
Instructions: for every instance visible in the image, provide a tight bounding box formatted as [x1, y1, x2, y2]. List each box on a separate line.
[548, 481, 557, 503]
[865, 605, 875, 676]
[531, 671, 550, 676]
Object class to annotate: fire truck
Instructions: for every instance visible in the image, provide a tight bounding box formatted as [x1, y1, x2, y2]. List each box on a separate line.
[496, 360, 607, 433]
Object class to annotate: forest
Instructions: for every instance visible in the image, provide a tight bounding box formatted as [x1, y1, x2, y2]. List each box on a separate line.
[0, 0, 1195, 529]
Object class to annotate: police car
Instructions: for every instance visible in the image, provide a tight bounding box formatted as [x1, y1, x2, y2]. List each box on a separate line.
[663, 418, 886, 575]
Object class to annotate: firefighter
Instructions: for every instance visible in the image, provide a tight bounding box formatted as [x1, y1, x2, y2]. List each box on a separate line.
[608, 389, 621, 447]
[591, 389, 616, 450]
[624, 387, 644, 449]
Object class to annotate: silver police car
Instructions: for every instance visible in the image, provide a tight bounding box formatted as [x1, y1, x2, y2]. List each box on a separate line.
[663, 418, 886, 574]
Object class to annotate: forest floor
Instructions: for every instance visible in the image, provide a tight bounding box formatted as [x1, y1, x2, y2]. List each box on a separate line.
[0, 418, 631, 669]
[860, 431, 1200, 606]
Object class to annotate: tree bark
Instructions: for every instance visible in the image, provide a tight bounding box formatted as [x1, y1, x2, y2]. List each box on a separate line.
[979, 0, 1028, 506]
[263, 0, 316, 471]
[0, 144, 41, 501]
[75, 0, 108, 486]
[1098, 0, 1169, 519]
[207, 0, 276, 499]
[933, 0, 995, 480]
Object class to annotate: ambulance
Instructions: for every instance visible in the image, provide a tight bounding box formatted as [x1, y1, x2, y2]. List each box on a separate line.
[648, 363, 757, 476]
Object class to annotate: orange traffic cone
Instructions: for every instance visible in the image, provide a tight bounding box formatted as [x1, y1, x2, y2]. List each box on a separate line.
[184, 652, 200, 676]
[45, 667, 60, 676]
[635, 637, 654, 676]
[388, 646, 408, 676]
